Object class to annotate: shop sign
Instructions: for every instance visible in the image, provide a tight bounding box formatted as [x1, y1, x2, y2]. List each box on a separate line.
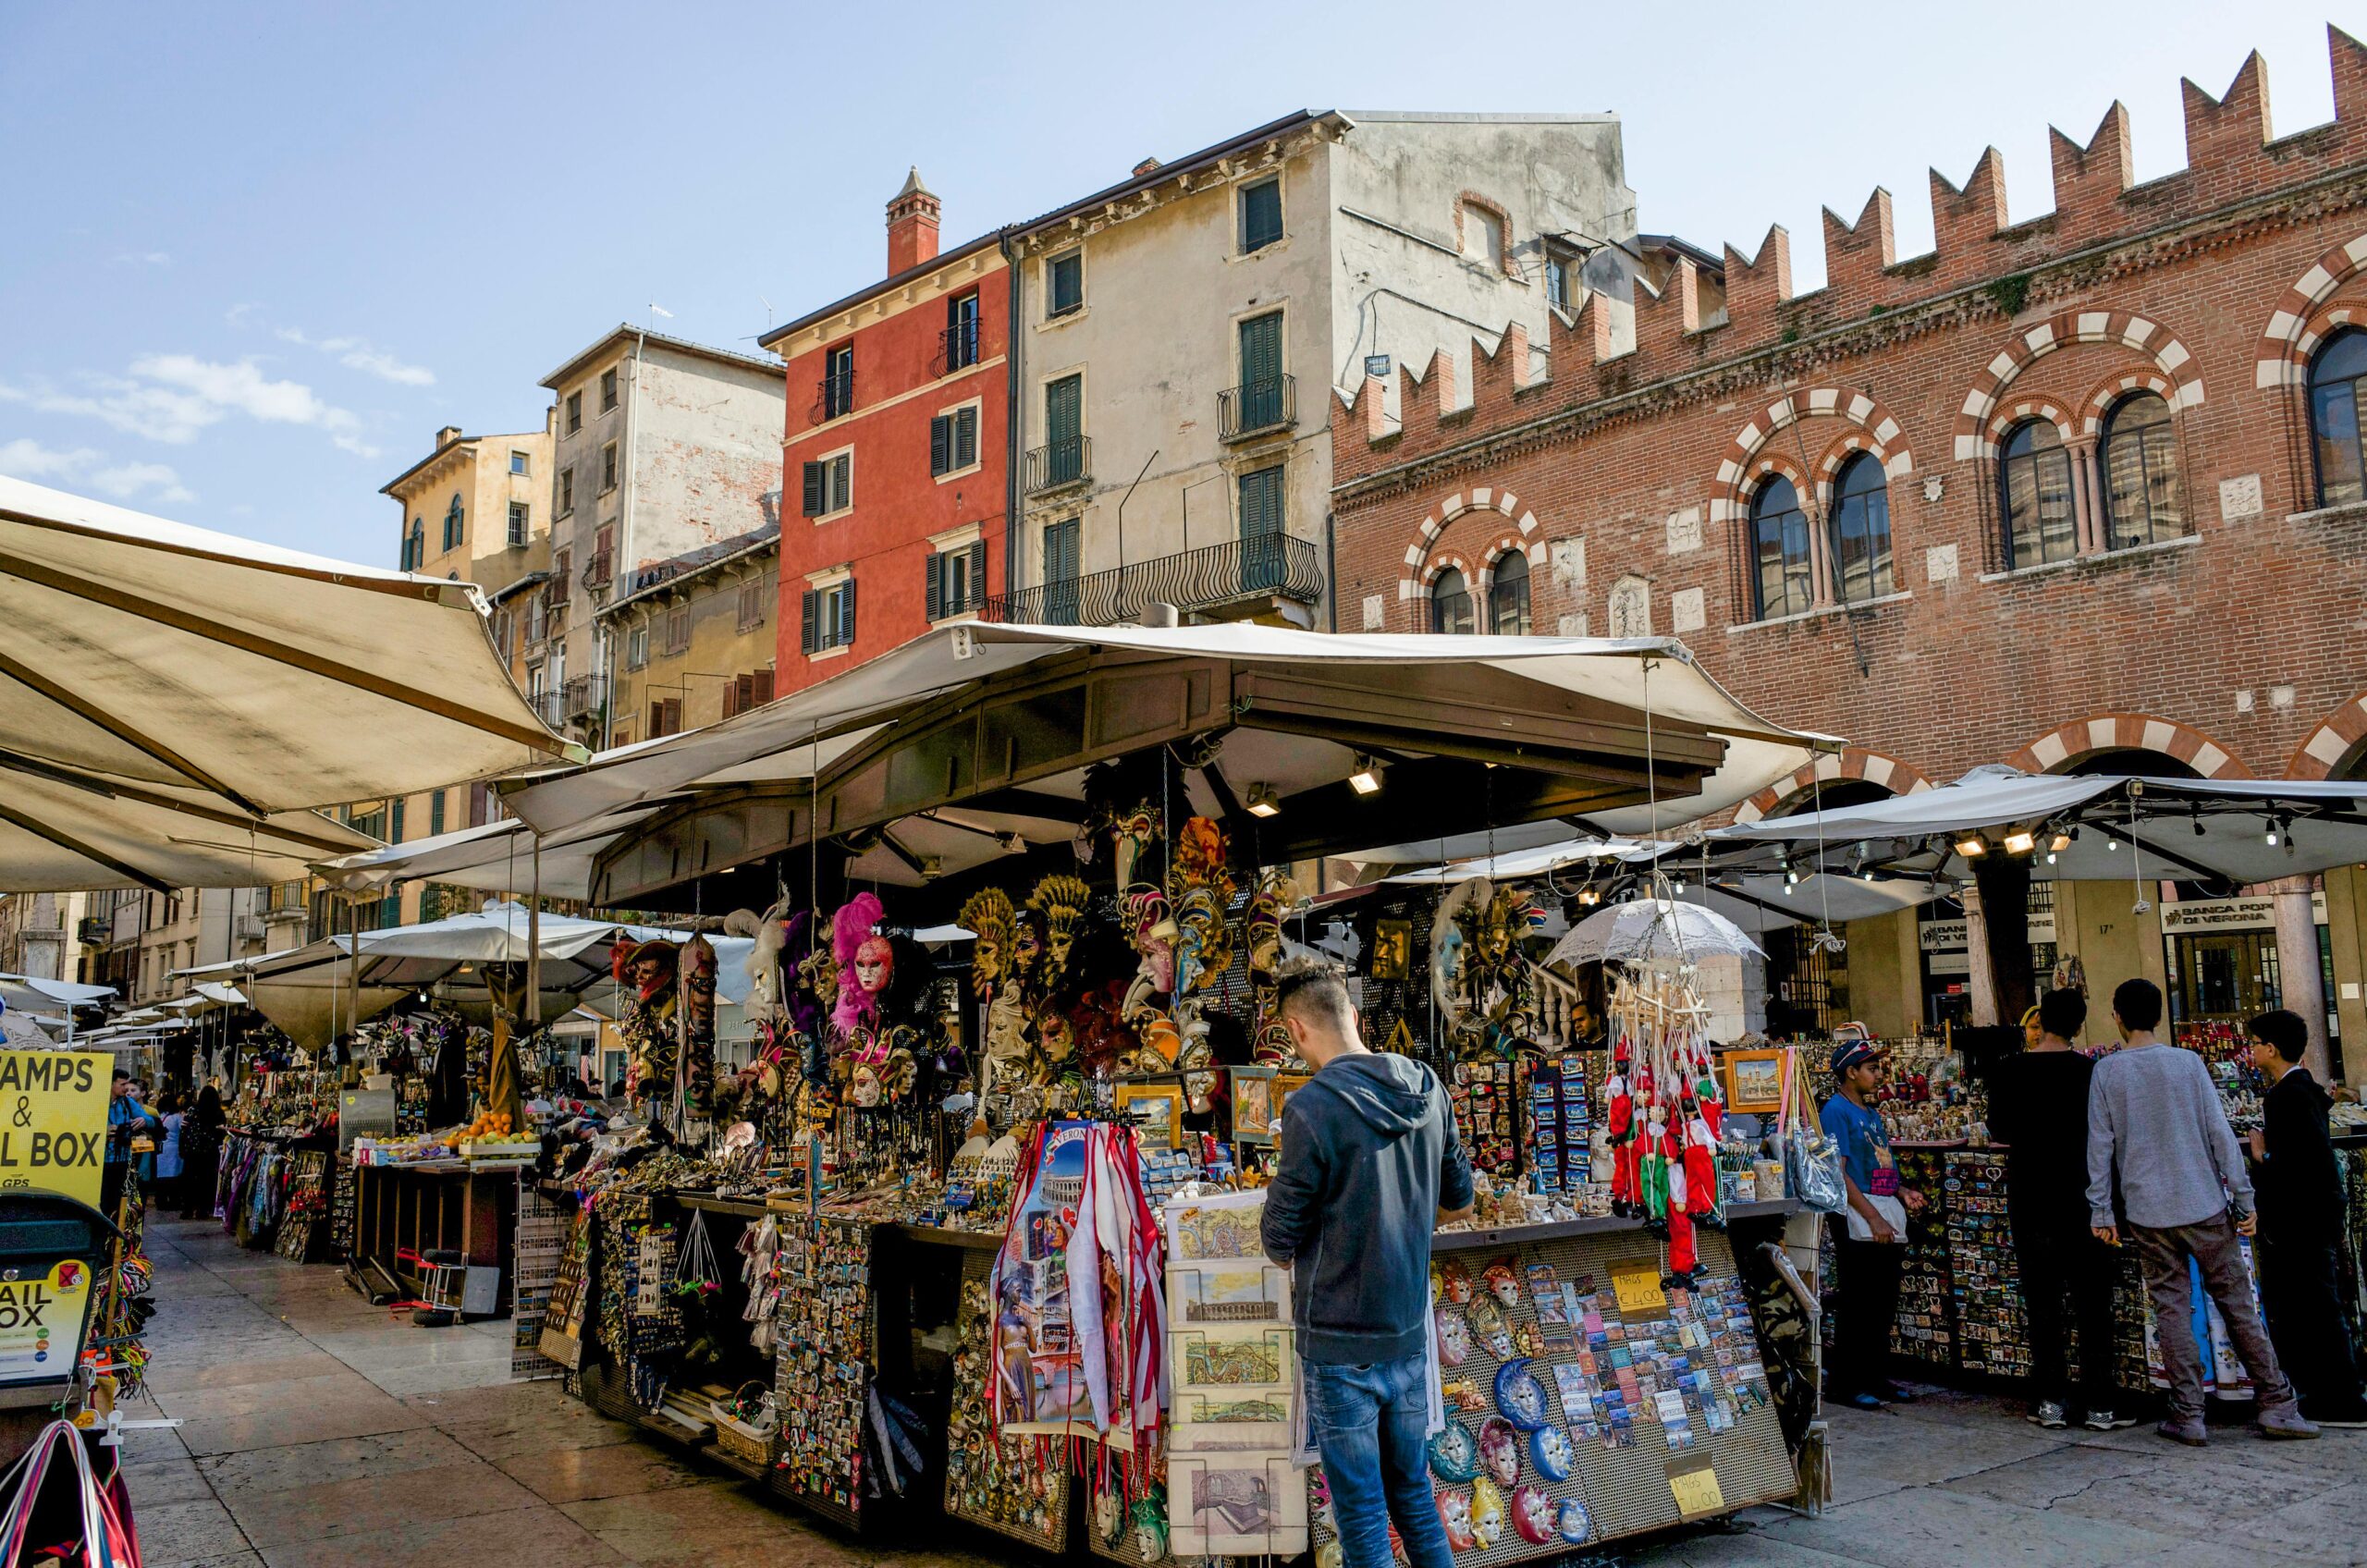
[1918, 913, 2054, 954]
[2160, 893, 2329, 934]
[0, 1051, 107, 1209]
[0, 1260, 92, 1387]
[1926, 950, 1970, 977]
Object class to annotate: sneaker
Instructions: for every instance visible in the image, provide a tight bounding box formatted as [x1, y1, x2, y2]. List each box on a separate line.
[2256, 1404, 2322, 1441]
[2028, 1401, 2069, 1429]
[2156, 1418, 2208, 1447]
[1877, 1380, 1919, 1404]
[2081, 1409, 2138, 1430]
[1841, 1391, 1885, 1411]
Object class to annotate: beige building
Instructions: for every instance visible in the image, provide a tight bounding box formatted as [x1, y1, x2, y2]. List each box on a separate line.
[0, 891, 88, 984]
[536, 326, 786, 749]
[599, 524, 779, 747]
[1001, 110, 1637, 629]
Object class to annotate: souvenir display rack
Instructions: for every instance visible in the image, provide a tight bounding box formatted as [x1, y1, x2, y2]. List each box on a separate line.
[511, 1187, 570, 1380]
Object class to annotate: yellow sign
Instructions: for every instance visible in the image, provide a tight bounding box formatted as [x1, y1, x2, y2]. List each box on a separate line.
[1611, 1266, 1667, 1316]
[1669, 1466, 1725, 1518]
[0, 1052, 107, 1208]
[0, 1260, 93, 1387]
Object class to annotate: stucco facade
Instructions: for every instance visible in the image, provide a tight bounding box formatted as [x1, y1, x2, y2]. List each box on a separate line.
[602, 526, 780, 746]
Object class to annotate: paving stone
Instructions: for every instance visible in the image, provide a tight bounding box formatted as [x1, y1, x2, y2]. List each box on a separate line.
[1756, 1484, 2181, 1568]
[495, 1439, 710, 1505]
[140, 1496, 254, 1567]
[221, 1459, 540, 1547]
[254, 1504, 627, 1568]
[198, 1428, 474, 1495]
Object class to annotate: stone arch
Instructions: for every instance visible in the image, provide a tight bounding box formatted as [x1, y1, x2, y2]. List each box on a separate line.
[1732, 748, 1936, 825]
[1981, 396, 2077, 458]
[2288, 691, 2367, 779]
[1397, 485, 1539, 618]
[2076, 368, 2177, 438]
[2251, 232, 2367, 387]
[1953, 311, 2203, 460]
[1710, 387, 1912, 528]
[1474, 532, 1540, 592]
[2003, 712, 2250, 778]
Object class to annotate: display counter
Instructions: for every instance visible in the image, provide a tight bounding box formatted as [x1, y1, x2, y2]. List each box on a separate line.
[348, 1159, 521, 1314]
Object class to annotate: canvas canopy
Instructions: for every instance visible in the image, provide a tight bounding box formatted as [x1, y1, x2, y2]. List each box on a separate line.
[308, 809, 665, 904]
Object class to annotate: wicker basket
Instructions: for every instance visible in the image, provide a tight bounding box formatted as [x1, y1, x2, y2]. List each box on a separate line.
[707, 1403, 779, 1466]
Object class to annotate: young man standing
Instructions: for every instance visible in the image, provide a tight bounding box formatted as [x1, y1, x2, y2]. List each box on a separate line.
[2087, 978, 2316, 1444]
[1988, 987, 2128, 1429]
[1262, 961, 1474, 1568]
[1819, 1036, 1922, 1409]
[2245, 1009, 2367, 1427]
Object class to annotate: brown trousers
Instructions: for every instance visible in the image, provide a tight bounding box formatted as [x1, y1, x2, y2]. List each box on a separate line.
[2128, 1212, 2297, 1422]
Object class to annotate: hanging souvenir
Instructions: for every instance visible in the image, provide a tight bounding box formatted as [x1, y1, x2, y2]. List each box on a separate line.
[959, 889, 1016, 1002]
[678, 932, 718, 1117]
[1468, 1476, 1506, 1550]
[1555, 1496, 1594, 1544]
[1435, 1488, 1476, 1551]
[1026, 874, 1093, 993]
[1512, 1485, 1555, 1545]
[1482, 1258, 1519, 1306]
[1428, 1418, 1481, 1483]
[1529, 1425, 1573, 1483]
[1478, 1418, 1520, 1487]
[1466, 1294, 1511, 1360]
[1436, 1257, 1473, 1305]
[1168, 817, 1235, 994]
[612, 937, 681, 1102]
[1434, 1306, 1471, 1367]
[1492, 1358, 1549, 1432]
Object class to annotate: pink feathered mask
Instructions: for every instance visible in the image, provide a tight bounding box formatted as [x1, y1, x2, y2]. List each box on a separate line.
[829, 891, 886, 1037]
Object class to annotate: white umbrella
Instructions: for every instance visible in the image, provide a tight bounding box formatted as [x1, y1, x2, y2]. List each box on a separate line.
[1546, 897, 1766, 967]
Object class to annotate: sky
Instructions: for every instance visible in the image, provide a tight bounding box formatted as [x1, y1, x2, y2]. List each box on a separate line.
[0, 2, 2352, 565]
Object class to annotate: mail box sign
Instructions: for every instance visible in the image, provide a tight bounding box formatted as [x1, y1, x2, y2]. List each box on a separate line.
[0, 1260, 92, 1388]
[0, 1052, 107, 1209]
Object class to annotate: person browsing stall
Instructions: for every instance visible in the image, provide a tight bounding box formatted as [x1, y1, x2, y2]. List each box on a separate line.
[2087, 979, 2315, 1444]
[2244, 1009, 2367, 1427]
[1261, 959, 1474, 1568]
[1819, 1034, 1923, 1409]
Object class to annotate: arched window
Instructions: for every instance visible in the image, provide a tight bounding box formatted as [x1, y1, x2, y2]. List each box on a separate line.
[1999, 420, 2076, 568]
[443, 495, 464, 552]
[2101, 392, 2183, 549]
[1488, 550, 1530, 635]
[2309, 327, 2367, 508]
[404, 520, 424, 571]
[1430, 568, 1474, 634]
[1827, 453, 1894, 603]
[1749, 475, 1813, 619]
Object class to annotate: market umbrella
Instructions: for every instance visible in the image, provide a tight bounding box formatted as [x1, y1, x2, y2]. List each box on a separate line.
[1545, 897, 1766, 968]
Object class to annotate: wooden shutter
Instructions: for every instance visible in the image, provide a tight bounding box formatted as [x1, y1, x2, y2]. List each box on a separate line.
[925, 551, 943, 620]
[930, 414, 950, 477]
[801, 588, 818, 654]
[1240, 312, 1282, 388]
[720, 682, 738, 721]
[955, 407, 977, 469]
[648, 701, 666, 738]
[753, 669, 774, 704]
[1240, 466, 1284, 538]
[1046, 375, 1081, 445]
[967, 539, 987, 610]
[802, 460, 825, 517]
[838, 579, 856, 646]
[832, 453, 851, 509]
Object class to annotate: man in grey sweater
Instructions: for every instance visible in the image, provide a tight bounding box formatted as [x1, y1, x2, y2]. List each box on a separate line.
[2087, 978, 2317, 1444]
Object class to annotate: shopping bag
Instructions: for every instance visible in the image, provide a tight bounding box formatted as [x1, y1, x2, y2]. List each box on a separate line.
[0, 1420, 141, 1568]
[1777, 1049, 1846, 1217]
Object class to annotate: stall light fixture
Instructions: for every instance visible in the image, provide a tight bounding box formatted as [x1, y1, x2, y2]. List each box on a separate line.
[1245, 783, 1281, 818]
[2048, 830, 2073, 853]
[1576, 887, 1600, 907]
[2003, 829, 2036, 857]
[1347, 755, 1382, 796]
[1861, 869, 1877, 881]
[1784, 869, 1800, 887]
[2191, 808, 2207, 838]
[2265, 818, 2280, 848]
[1955, 836, 1988, 858]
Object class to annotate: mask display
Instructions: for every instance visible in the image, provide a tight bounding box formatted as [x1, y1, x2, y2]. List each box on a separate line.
[1513, 1485, 1555, 1546]
[1436, 1488, 1476, 1551]
[1478, 1417, 1520, 1487]
[1469, 1477, 1505, 1550]
[1027, 874, 1092, 988]
[958, 888, 1014, 1001]
[1435, 1306, 1471, 1367]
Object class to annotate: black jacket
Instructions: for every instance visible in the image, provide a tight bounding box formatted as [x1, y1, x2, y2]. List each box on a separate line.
[2256, 1067, 2341, 1243]
[1261, 1053, 1474, 1365]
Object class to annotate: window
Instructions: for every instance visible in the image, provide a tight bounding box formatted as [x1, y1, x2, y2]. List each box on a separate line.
[801, 452, 852, 516]
[736, 577, 768, 631]
[647, 697, 683, 738]
[1043, 374, 1084, 485]
[664, 606, 691, 655]
[443, 495, 463, 552]
[566, 391, 583, 435]
[390, 797, 406, 842]
[1999, 420, 2077, 569]
[509, 449, 530, 476]
[926, 539, 988, 619]
[945, 292, 981, 371]
[1827, 453, 1895, 602]
[429, 789, 446, 838]
[1234, 312, 1286, 435]
[1237, 463, 1286, 592]
[1040, 519, 1081, 625]
[507, 501, 530, 547]
[930, 405, 980, 476]
[1239, 178, 1282, 252]
[1489, 550, 1532, 634]
[2101, 392, 2184, 549]
[1460, 200, 1506, 271]
[401, 520, 423, 570]
[1749, 475, 1814, 619]
[821, 343, 854, 419]
[1430, 568, 1474, 634]
[1047, 251, 1084, 318]
[802, 579, 856, 653]
[558, 467, 575, 518]
[600, 441, 619, 493]
[626, 625, 648, 669]
[549, 550, 570, 606]
[721, 670, 776, 719]
[1544, 243, 1581, 311]
[2310, 328, 2367, 508]
[600, 368, 619, 411]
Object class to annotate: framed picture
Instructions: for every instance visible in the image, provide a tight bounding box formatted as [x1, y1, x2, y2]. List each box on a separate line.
[1114, 1082, 1186, 1149]
[1369, 920, 1412, 981]
[1274, 1071, 1312, 1128]
[1231, 1066, 1279, 1146]
[1723, 1048, 1784, 1114]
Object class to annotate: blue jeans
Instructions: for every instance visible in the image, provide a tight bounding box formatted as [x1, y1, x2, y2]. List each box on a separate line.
[1306, 1353, 1451, 1568]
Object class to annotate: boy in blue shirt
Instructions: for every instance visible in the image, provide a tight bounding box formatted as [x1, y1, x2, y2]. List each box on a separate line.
[1821, 1035, 1922, 1409]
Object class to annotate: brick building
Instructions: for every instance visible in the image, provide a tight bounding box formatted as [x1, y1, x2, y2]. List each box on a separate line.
[760, 170, 1008, 692]
[1331, 29, 2367, 1076]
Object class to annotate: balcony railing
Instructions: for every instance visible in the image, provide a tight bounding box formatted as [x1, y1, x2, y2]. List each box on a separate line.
[583, 551, 613, 590]
[529, 688, 567, 729]
[935, 320, 981, 377]
[814, 367, 855, 422]
[1218, 374, 1295, 441]
[981, 533, 1321, 627]
[561, 672, 607, 719]
[1025, 435, 1091, 496]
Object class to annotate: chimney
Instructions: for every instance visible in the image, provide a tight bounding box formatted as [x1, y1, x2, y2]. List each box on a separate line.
[1133, 156, 1162, 177]
[435, 425, 462, 449]
[887, 166, 940, 276]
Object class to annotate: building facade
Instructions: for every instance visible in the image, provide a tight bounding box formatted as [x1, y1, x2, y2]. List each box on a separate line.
[760, 171, 1010, 692]
[999, 111, 1637, 632]
[1330, 30, 2367, 1078]
[0, 891, 85, 983]
[536, 326, 786, 747]
[602, 522, 780, 744]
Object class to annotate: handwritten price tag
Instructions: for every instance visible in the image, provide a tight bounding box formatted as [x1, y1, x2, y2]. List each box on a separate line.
[1611, 1267, 1666, 1315]
[1669, 1466, 1725, 1517]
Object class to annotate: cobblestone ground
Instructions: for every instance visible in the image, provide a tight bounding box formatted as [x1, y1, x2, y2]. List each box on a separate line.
[125, 1217, 2365, 1568]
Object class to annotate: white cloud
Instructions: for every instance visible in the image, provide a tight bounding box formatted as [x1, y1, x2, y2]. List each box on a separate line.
[0, 438, 195, 504]
[112, 251, 170, 267]
[276, 325, 435, 387]
[0, 354, 380, 459]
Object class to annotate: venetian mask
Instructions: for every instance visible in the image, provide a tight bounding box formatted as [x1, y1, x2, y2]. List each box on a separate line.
[960, 888, 1013, 999]
[1530, 1427, 1572, 1482]
[1555, 1498, 1593, 1544]
[1437, 1258, 1473, 1305]
[1037, 1010, 1076, 1063]
[1093, 1488, 1122, 1545]
[854, 935, 893, 996]
[1130, 1498, 1169, 1562]
[1493, 1358, 1549, 1431]
[1513, 1485, 1554, 1546]
[1469, 1478, 1505, 1550]
[1428, 1419, 1480, 1483]
[1467, 1295, 1511, 1359]
[681, 935, 717, 1035]
[1435, 1307, 1470, 1367]
[1112, 804, 1158, 888]
[1478, 1418, 1520, 1487]
[1483, 1259, 1520, 1306]
[1011, 912, 1046, 981]
[1436, 1489, 1475, 1551]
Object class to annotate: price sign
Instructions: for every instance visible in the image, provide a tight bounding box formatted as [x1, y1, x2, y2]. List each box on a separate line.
[1669, 1465, 1725, 1517]
[0, 1261, 92, 1388]
[0, 1052, 107, 1209]
[1611, 1266, 1666, 1315]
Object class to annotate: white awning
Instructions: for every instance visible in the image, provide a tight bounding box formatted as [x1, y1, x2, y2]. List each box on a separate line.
[308, 808, 665, 902]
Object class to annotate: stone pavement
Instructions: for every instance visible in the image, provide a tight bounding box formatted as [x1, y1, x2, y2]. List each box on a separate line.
[123, 1216, 2364, 1568]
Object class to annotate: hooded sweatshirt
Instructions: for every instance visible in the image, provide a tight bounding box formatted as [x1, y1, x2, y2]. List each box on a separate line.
[1261, 1052, 1474, 1365]
[2257, 1066, 2340, 1243]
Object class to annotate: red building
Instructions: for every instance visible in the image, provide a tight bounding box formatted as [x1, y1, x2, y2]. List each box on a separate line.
[761, 170, 1008, 692]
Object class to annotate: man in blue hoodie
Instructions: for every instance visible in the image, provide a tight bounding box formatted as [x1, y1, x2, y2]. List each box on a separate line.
[1262, 960, 1474, 1568]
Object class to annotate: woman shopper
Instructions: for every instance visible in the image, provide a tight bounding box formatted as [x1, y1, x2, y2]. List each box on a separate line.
[153, 1093, 185, 1213]
[179, 1083, 227, 1220]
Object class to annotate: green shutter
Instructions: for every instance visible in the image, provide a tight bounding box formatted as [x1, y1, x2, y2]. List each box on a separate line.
[968, 539, 987, 610]
[930, 414, 950, 476]
[955, 407, 977, 469]
[1046, 375, 1081, 445]
[925, 552, 944, 620]
[802, 461, 824, 517]
[1240, 313, 1282, 388]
